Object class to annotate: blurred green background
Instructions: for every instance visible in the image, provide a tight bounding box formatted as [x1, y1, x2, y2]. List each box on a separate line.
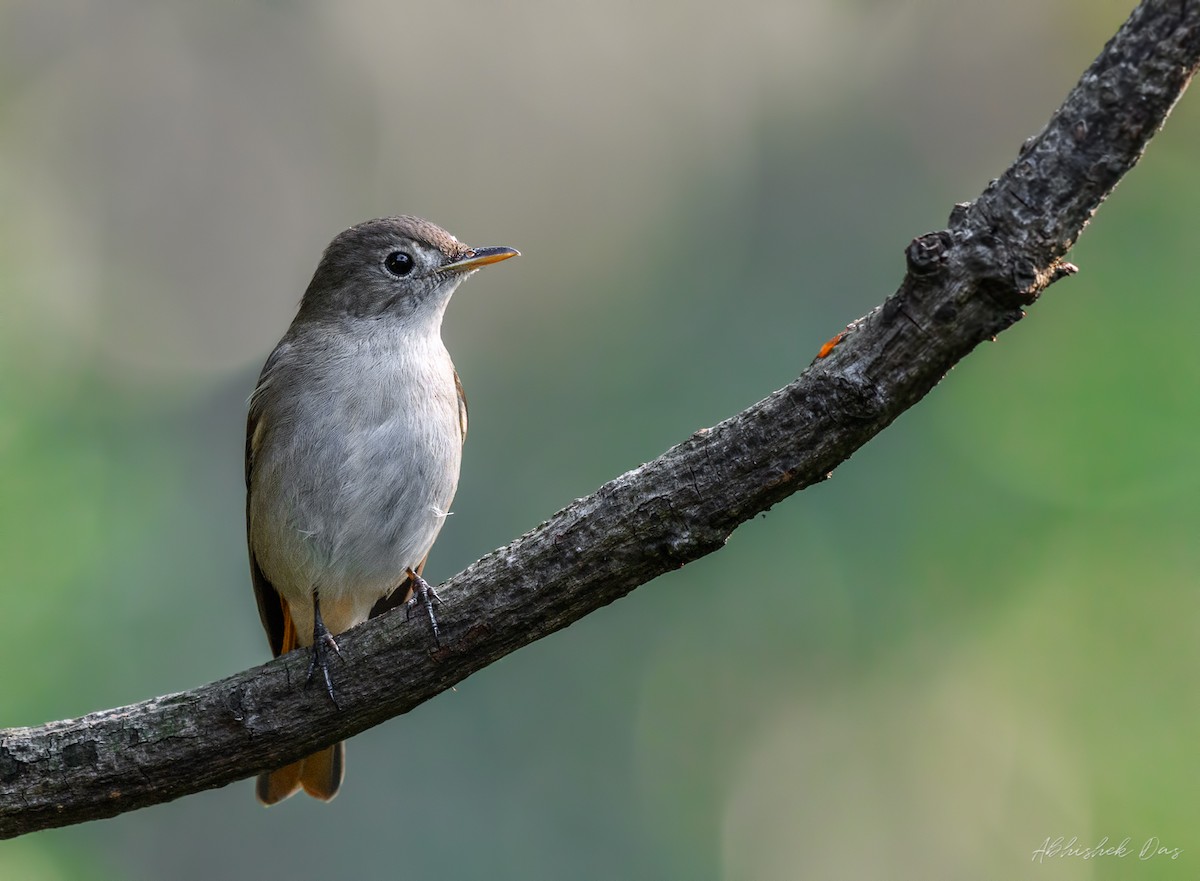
[2, 1, 1197, 878]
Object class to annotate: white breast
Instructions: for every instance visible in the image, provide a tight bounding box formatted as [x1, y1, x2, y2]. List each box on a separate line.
[249, 324, 463, 617]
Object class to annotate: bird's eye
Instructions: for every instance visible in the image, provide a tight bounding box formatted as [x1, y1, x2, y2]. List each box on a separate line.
[383, 251, 414, 277]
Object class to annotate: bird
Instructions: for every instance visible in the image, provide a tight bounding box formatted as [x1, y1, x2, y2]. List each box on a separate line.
[245, 215, 518, 804]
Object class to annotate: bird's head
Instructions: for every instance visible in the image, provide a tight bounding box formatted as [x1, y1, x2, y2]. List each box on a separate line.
[299, 215, 518, 328]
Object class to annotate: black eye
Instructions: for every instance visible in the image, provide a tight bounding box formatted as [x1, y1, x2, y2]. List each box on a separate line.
[383, 251, 414, 277]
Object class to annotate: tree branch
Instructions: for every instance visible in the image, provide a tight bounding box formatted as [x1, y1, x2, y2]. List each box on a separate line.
[3, 0, 1198, 839]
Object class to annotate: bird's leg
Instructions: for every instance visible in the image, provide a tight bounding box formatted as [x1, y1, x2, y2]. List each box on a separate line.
[404, 567, 444, 646]
[306, 589, 342, 706]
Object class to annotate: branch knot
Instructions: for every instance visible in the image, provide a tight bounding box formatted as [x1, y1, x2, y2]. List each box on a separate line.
[905, 231, 953, 276]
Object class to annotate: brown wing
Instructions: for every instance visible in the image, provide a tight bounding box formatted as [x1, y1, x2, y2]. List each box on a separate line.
[453, 367, 468, 442]
[246, 350, 290, 657]
[247, 343, 345, 805]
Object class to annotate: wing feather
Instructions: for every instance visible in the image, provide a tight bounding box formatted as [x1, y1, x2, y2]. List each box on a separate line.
[246, 345, 290, 657]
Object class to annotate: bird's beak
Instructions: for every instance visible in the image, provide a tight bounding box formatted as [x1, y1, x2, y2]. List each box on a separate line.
[438, 246, 520, 274]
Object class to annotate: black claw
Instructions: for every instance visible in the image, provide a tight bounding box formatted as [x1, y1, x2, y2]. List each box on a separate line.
[404, 568, 444, 646]
[306, 590, 342, 708]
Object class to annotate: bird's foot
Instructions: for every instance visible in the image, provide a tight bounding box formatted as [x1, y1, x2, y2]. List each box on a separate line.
[404, 567, 444, 646]
[306, 590, 343, 708]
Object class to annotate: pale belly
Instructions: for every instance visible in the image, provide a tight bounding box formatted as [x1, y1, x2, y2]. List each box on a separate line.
[249, 343, 462, 638]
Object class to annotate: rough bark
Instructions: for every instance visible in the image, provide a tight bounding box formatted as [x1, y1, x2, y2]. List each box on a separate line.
[3, 0, 1198, 839]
